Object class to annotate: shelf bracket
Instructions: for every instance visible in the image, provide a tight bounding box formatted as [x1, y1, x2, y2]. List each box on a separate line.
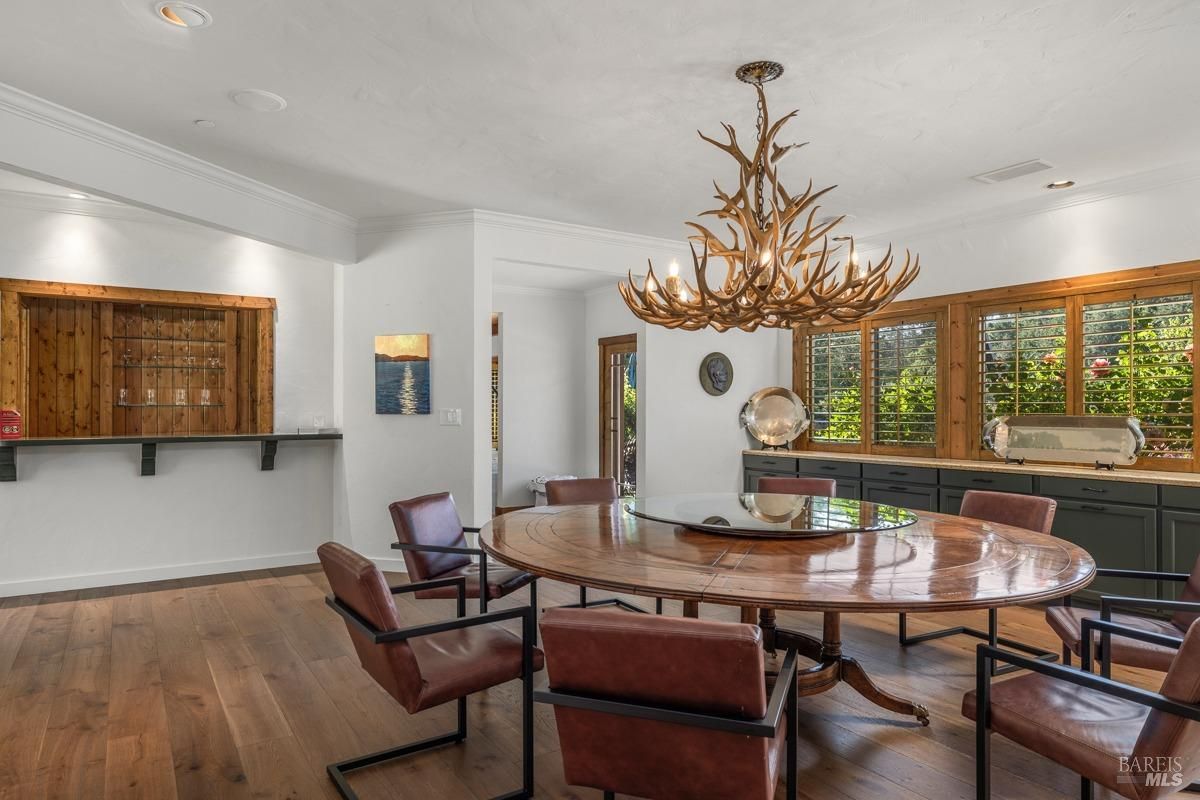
[261, 440, 278, 471]
[141, 443, 157, 476]
[0, 448, 14, 482]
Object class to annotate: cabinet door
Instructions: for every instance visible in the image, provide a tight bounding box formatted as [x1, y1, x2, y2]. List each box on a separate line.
[861, 481, 938, 512]
[1160, 510, 1200, 601]
[1049, 499, 1158, 603]
[939, 487, 965, 516]
[835, 480, 861, 501]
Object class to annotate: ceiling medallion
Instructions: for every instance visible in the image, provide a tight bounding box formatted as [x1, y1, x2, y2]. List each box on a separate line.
[619, 61, 920, 332]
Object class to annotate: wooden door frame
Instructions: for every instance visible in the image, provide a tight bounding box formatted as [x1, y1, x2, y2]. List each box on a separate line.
[598, 334, 637, 482]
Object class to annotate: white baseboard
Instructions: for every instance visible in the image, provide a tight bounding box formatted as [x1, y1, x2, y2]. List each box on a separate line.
[0, 550, 323, 598]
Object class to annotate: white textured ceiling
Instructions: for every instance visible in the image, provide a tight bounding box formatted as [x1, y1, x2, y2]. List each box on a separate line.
[1, 1, 1198, 241]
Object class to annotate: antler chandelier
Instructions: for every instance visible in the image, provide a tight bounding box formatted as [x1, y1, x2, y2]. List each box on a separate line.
[619, 61, 920, 332]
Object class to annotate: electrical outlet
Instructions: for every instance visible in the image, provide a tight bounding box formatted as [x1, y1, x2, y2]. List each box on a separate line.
[439, 408, 463, 426]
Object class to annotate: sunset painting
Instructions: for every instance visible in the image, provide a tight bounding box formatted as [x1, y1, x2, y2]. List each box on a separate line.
[375, 334, 431, 414]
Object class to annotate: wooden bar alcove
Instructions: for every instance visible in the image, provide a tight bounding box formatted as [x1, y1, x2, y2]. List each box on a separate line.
[481, 500, 1096, 726]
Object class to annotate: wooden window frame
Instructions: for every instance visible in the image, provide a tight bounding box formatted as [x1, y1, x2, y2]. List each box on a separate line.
[797, 321, 863, 451]
[598, 334, 637, 485]
[792, 258, 1200, 472]
[0, 278, 275, 437]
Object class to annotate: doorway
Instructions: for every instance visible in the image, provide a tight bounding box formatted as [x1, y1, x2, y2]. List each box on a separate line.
[599, 334, 637, 495]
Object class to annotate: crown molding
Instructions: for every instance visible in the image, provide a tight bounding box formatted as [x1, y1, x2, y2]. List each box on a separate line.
[0, 187, 192, 226]
[857, 160, 1200, 252]
[356, 209, 478, 234]
[0, 82, 356, 233]
[0, 81, 357, 262]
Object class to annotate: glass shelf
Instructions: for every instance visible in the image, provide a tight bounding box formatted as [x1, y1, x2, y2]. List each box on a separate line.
[113, 336, 227, 344]
[116, 403, 226, 409]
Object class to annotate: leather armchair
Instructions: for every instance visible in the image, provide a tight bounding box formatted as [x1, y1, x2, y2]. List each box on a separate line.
[964, 617, 1200, 799]
[1047, 553, 1200, 672]
[755, 475, 837, 496]
[389, 491, 536, 614]
[544, 478, 660, 614]
[536, 608, 798, 800]
[317, 541, 543, 800]
[900, 490, 1059, 674]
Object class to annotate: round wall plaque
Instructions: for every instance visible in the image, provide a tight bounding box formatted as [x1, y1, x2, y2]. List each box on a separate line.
[699, 352, 734, 396]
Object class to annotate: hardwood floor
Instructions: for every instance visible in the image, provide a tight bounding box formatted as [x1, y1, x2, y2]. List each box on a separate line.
[0, 566, 1160, 800]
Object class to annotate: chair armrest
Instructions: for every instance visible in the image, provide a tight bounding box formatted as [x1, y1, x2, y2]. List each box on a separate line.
[975, 644, 1200, 723]
[389, 575, 468, 598]
[1081, 617, 1183, 676]
[1100, 595, 1200, 618]
[534, 647, 798, 738]
[1097, 568, 1192, 582]
[390, 541, 484, 556]
[325, 592, 532, 644]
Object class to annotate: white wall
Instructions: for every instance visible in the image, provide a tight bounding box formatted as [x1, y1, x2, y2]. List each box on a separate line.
[341, 221, 486, 565]
[492, 288, 587, 507]
[641, 326, 779, 495]
[0, 194, 340, 596]
[861, 177, 1200, 299]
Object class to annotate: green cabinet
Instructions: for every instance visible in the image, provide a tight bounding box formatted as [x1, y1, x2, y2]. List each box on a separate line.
[1160, 510, 1200, 600]
[1048, 499, 1158, 603]
[862, 481, 938, 511]
[939, 487, 965, 515]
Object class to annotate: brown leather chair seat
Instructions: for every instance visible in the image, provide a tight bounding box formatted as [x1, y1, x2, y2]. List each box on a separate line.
[404, 624, 544, 713]
[411, 561, 535, 602]
[964, 674, 1145, 797]
[1046, 605, 1182, 672]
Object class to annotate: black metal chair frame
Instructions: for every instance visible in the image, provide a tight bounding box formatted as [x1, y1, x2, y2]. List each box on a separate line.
[390, 525, 537, 615]
[535, 647, 800, 800]
[973, 619, 1200, 800]
[558, 585, 662, 615]
[323, 574, 535, 800]
[1059, 567, 1198, 667]
[898, 606, 1058, 675]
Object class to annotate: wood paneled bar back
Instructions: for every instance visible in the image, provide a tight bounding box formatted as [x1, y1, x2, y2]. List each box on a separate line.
[0, 278, 275, 437]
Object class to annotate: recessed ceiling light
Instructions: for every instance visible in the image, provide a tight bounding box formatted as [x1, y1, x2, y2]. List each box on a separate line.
[193, 119, 216, 128]
[229, 89, 288, 113]
[67, 192, 89, 200]
[1046, 180, 1076, 190]
[155, 2, 212, 29]
[831, 235, 853, 242]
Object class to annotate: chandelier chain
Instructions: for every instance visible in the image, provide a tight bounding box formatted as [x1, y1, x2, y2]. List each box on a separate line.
[754, 89, 766, 231]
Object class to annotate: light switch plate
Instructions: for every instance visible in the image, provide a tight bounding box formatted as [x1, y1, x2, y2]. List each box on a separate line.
[439, 408, 463, 426]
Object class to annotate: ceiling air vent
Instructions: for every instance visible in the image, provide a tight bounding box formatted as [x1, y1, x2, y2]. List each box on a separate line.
[971, 159, 1054, 184]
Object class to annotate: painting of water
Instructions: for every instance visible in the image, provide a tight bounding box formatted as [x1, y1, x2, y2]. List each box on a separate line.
[375, 334, 431, 414]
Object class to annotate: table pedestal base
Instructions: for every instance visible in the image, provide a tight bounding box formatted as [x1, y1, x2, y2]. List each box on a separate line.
[754, 608, 930, 726]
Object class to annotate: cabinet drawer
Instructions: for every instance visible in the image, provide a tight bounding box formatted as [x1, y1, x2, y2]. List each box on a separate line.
[861, 481, 938, 512]
[743, 455, 798, 474]
[862, 463, 938, 485]
[1050, 499, 1158, 603]
[940, 469, 1033, 494]
[1162, 485, 1200, 511]
[794, 458, 861, 479]
[1039, 476, 1157, 506]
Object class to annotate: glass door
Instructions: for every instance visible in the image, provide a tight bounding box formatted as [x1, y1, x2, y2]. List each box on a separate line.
[599, 335, 637, 495]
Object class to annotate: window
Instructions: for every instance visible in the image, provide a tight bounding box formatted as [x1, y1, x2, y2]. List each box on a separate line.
[978, 304, 1068, 428]
[1082, 291, 1193, 459]
[806, 328, 861, 443]
[871, 318, 938, 448]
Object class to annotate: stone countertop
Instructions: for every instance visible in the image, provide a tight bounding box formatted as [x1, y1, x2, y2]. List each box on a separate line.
[742, 448, 1200, 487]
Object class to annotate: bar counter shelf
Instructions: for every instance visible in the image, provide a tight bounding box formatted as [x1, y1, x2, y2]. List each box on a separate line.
[0, 432, 343, 481]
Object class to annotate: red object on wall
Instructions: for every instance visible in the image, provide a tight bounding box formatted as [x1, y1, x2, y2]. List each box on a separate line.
[1, 409, 21, 440]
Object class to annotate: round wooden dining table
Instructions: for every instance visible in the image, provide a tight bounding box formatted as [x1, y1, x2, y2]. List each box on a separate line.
[479, 494, 1095, 726]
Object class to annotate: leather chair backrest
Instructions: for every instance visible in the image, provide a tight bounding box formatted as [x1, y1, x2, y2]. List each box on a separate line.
[539, 608, 780, 800]
[545, 478, 618, 506]
[755, 476, 837, 497]
[1132, 619, 1200, 798]
[960, 490, 1057, 534]
[388, 492, 471, 580]
[317, 542, 423, 712]
[1171, 551, 1200, 632]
